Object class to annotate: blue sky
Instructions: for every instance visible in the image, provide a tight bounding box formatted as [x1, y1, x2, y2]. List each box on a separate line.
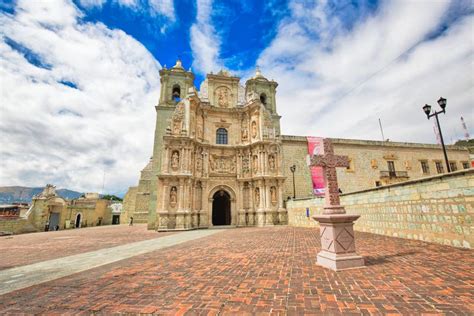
[0, 0, 473, 194]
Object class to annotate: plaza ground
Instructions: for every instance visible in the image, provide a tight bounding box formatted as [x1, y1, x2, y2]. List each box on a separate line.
[0, 225, 473, 314]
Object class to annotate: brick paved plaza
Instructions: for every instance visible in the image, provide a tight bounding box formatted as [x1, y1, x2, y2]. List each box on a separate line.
[0, 225, 473, 314]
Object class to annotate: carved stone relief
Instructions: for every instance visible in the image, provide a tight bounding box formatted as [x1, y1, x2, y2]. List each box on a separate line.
[242, 156, 250, 174]
[172, 103, 185, 135]
[209, 155, 236, 174]
[215, 86, 231, 108]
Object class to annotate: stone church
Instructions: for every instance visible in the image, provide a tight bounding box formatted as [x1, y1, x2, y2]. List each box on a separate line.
[123, 60, 471, 230]
[127, 60, 287, 230]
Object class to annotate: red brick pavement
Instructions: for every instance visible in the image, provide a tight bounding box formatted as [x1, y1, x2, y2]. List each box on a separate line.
[0, 224, 173, 270]
[0, 226, 473, 314]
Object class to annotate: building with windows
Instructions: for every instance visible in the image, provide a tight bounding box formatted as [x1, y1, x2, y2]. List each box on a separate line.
[123, 60, 471, 230]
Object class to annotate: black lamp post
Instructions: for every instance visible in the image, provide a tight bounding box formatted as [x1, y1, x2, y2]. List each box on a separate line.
[290, 164, 296, 199]
[422, 97, 451, 173]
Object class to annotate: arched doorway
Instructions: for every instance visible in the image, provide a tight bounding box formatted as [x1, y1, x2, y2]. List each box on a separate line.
[212, 190, 231, 225]
[75, 213, 81, 228]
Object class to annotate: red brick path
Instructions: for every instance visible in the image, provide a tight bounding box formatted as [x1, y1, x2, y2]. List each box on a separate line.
[0, 224, 172, 270]
[0, 226, 473, 314]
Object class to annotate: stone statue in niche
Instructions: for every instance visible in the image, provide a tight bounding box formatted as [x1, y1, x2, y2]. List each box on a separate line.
[268, 154, 276, 171]
[270, 186, 277, 205]
[196, 156, 202, 175]
[241, 124, 249, 141]
[171, 151, 179, 170]
[252, 155, 258, 172]
[255, 188, 260, 207]
[251, 121, 258, 138]
[169, 186, 177, 207]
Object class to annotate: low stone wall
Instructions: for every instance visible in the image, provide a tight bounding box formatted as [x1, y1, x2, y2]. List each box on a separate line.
[0, 218, 38, 235]
[287, 169, 474, 249]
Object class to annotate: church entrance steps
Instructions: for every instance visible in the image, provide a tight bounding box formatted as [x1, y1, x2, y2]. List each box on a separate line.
[0, 229, 222, 296]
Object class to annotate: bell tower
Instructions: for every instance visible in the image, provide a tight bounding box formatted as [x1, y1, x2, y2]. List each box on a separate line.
[245, 68, 281, 135]
[148, 59, 195, 229]
[158, 59, 195, 107]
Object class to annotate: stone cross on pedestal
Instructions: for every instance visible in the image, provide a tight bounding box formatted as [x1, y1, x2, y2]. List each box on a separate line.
[311, 139, 349, 214]
[311, 139, 365, 271]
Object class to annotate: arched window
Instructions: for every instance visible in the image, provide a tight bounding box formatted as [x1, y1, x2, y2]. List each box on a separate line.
[260, 93, 267, 105]
[172, 84, 181, 102]
[216, 128, 228, 144]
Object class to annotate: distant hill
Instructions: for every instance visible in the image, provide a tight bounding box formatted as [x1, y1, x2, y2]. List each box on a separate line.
[0, 186, 83, 204]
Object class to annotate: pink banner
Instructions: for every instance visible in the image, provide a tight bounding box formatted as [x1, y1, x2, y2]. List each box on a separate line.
[307, 136, 325, 196]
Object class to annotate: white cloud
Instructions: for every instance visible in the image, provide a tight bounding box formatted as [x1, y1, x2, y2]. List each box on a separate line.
[0, 0, 161, 194]
[190, 0, 223, 74]
[77, 0, 176, 22]
[258, 0, 474, 144]
[149, 0, 175, 20]
[78, 0, 107, 9]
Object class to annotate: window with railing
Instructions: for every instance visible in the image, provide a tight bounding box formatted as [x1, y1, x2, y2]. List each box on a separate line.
[387, 161, 396, 177]
[435, 161, 444, 174]
[462, 162, 470, 169]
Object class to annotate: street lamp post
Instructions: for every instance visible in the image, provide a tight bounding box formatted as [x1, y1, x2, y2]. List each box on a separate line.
[422, 97, 451, 173]
[290, 164, 296, 199]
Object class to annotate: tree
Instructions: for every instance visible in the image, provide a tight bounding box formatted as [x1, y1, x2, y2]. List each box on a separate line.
[101, 194, 123, 201]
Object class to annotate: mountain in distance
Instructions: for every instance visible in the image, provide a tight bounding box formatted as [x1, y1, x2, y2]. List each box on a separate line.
[0, 186, 83, 204]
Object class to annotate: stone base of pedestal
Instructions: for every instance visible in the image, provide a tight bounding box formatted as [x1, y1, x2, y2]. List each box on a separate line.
[317, 250, 365, 271]
[313, 213, 365, 271]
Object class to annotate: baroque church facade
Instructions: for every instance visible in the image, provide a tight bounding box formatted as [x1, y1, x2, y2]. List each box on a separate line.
[123, 60, 470, 230]
[131, 60, 287, 230]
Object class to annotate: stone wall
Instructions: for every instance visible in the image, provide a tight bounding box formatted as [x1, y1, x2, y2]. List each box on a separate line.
[280, 135, 470, 197]
[0, 218, 38, 235]
[287, 169, 474, 249]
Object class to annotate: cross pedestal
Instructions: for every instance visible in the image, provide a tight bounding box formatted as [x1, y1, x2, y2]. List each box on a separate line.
[311, 139, 364, 271]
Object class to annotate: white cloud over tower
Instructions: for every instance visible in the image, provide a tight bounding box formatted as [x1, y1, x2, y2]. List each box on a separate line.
[0, 0, 161, 193]
[257, 0, 473, 143]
